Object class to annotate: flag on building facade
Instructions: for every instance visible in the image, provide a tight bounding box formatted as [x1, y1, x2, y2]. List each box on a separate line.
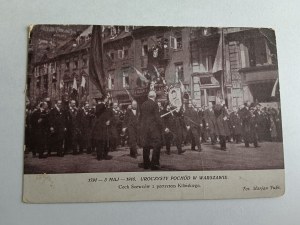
[89, 25, 107, 97]
[59, 79, 64, 89]
[212, 34, 223, 73]
[72, 77, 78, 91]
[124, 88, 134, 101]
[80, 76, 86, 88]
[271, 78, 279, 97]
[179, 80, 185, 93]
[133, 67, 149, 83]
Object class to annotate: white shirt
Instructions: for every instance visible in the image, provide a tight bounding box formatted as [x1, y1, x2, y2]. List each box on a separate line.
[132, 109, 137, 116]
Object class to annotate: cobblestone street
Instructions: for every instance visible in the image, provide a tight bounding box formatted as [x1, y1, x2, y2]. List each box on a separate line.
[24, 141, 284, 174]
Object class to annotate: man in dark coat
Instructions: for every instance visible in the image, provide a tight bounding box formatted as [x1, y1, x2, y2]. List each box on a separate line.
[199, 106, 207, 143]
[160, 104, 173, 155]
[229, 106, 242, 143]
[239, 102, 259, 148]
[139, 91, 163, 170]
[204, 102, 217, 144]
[248, 107, 259, 147]
[77, 102, 93, 154]
[183, 101, 202, 152]
[92, 103, 114, 161]
[123, 100, 139, 158]
[48, 100, 67, 157]
[65, 100, 80, 155]
[254, 104, 265, 142]
[30, 102, 49, 158]
[214, 99, 230, 151]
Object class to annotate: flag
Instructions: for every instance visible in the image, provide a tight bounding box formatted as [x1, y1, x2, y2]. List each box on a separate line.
[124, 88, 134, 101]
[59, 79, 64, 89]
[179, 80, 185, 93]
[212, 34, 223, 73]
[72, 77, 78, 91]
[153, 65, 160, 77]
[81, 76, 86, 88]
[89, 25, 106, 97]
[133, 67, 149, 83]
[271, 78, 279, 97]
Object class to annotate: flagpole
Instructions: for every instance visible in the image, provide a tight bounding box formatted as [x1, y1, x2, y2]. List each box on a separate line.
[221, 28, 225, 99]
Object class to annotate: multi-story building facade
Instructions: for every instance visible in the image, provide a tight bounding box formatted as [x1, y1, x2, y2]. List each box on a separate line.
[28, 26, 279, 109]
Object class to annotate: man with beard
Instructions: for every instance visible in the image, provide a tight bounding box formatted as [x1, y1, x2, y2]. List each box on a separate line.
[123, 100, 139, 158]
[139, 91, 163, 170]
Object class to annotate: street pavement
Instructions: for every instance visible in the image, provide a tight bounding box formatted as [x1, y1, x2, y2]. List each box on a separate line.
[24, 142, 284, 174]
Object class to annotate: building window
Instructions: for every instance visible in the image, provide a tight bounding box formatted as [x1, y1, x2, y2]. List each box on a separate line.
[193, 76, 201, 100]
[200, 54, 213, 72]
[175, 63, 184, 82]
[248, 37, 268, 67]
[118, 50, 124, 59]
[65, 62, 70, 71]
[124, 48, 129, 58]
[110, 26, 117, 37]
[43, 75, 48, 90]
[73, 60, 78, 70]
[122, 69, 129, 88]
[170, 36, 177, 49]
[36, 77, 41, 88]
[124, 26, 130, 32]
[108, 71, 115, 90]
[176, 36, 182, 50]
[170, 32, 182, 50]
[82, 58, 88, 67]
[110, 52, 115, 61]
[142, 39, 148, 56]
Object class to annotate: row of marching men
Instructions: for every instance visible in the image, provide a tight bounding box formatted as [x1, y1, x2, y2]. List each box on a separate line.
[24, 96, 282, 159]
[158, 99, 282, 153]
[25, 99, 97, 158]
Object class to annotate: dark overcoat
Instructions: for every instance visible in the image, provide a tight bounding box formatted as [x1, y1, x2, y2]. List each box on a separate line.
[139, 99, 163, 148]
[92, 108, 116, 142]
[229, 112, 242, 135]
[214, 104, 230, 136]
[48, 107, 67, 141]
[123, 109, 140, 147]
[77, 108, 93, 145]
[31, 108, 49, 149]
[204, 108, 217, 134]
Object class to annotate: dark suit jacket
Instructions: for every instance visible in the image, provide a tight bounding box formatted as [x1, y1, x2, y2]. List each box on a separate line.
[139, 99, 163, 147]
[123, 109, 139, 146]
[183, 107, 200, 129]
[204, 108, 217, 134]
[48, 107, 67, 140]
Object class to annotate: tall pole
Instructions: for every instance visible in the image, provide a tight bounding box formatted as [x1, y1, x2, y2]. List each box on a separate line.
[221, 28, 225, 100]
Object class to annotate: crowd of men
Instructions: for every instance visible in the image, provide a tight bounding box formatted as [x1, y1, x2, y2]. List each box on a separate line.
[25, 92, 282, 170]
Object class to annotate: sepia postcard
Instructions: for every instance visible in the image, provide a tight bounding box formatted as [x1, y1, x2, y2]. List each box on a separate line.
[23, 24, 284, 203]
